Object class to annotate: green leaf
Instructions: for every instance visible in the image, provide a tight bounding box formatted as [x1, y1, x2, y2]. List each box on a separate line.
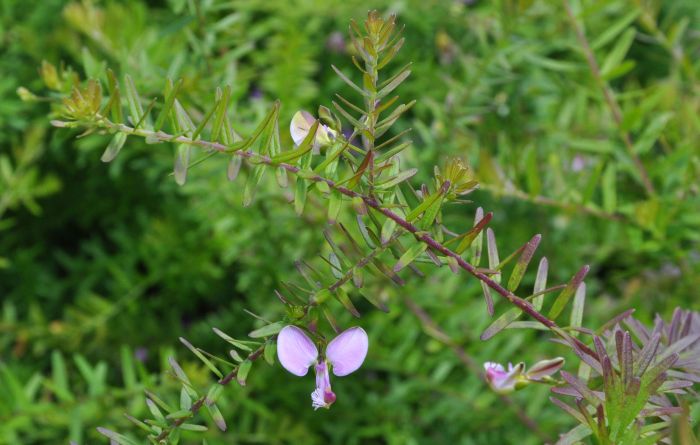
[332, 65, 368, 97]
[145, 397, 166, 421]
[380, 217, 397, 245]
[600, 28, 636, 78]
[243, 165, 265, 207]
[549, 265, 590, 320]
[485, 228, 500, 283]
[507, 234, 541, 292]
[335, 287, 360, 317]
[570, 282, 586, 337]
[101, 132, 127, 163]
[532, 257, 548, 311]
[226, 155, 242, 181]
[205, 403, 227, 431]
[96, 428, 139, 445]
[377, 66, 411, 98]
[124, 74, 145, 129]
[180, 423, 208, 432]
[328, 190, 342, 223]
[591, 10, 641, 50]
[237, 360, 252, 386]
[155, 78, 183, 132]
[602, 162, 617, 213]
[375, 168, 417, 190]
[294, 177, 308, 215]
[51, 351, 74, 403]
[453, 210, 492, 254]
[634, 113, 673, 155]
[205, 384, 224, 405]
[248, 321, 285, 338]
[179, 337, 223, 379]
[211, 85, 231, 142]
[264, 341, 276, 366]
[470, 207, 486, 266]
[106, 69, 123, 122]
[393, 242, 428, 272]
[271, 120, 319, 163]
[418, 194, 444, 229]
[174, 144, 191, 186]
[120, 346, 136, 390]
[481, 306, 521, 341]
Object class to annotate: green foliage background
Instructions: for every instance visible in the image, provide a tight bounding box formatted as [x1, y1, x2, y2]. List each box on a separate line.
[1, 0, 698, 443]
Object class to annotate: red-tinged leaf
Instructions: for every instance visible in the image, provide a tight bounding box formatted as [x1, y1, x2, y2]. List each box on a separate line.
[205, 403, 227, 431]
[560, 371, 601, 405]
[453, 211, 493, 254]
[507, 234, 541, 291]
[548, 265, 590, 320]
[347, 150, 374, 189]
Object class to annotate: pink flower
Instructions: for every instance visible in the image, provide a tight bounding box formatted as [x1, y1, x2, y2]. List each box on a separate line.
[277, 325, 368, 410]
[483, 361, 524, 394]
[289, 110, 337, 152]
[483, 357, 564, 394]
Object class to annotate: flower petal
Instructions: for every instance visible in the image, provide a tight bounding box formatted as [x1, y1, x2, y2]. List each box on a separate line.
[277, 325, 318, 376]
[290, 110, 315, 146]
[326, 326, 368, 376]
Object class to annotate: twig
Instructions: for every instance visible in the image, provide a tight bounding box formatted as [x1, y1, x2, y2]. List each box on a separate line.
[78, 117, 596, 358]
[153, 345, 265, 441]
[480, 184, 625, 222]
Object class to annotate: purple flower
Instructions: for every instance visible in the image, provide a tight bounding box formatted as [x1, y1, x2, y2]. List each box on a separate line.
[484, 357, 564, 394]
[277, 325, 368, 410]
[484, 361, 524, 394]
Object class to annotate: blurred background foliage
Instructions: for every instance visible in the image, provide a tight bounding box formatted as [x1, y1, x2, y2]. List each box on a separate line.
[0, 0, 698, 443]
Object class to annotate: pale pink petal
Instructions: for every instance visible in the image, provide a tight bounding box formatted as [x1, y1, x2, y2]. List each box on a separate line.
[326, 326, 368, 376]
[290, 111, 315, 146]
[484, 361, 523, 393]
[277, 325, 318, 376]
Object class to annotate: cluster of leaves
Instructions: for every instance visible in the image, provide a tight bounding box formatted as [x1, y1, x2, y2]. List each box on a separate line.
[553, 309, 699, 444]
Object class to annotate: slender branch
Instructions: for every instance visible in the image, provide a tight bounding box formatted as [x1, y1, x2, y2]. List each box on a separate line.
[563, 1, 655, 196]
[72, 117, 596, 358]
[154, 345, 265, 441]
[480, 184, 625, 222]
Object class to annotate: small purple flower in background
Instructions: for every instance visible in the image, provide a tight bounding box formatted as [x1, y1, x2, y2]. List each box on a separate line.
[571, 154, 586, 172]
[326, 31, 346, 53]
[484, 357, 564, 394]
[277, 325, 368, 410]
